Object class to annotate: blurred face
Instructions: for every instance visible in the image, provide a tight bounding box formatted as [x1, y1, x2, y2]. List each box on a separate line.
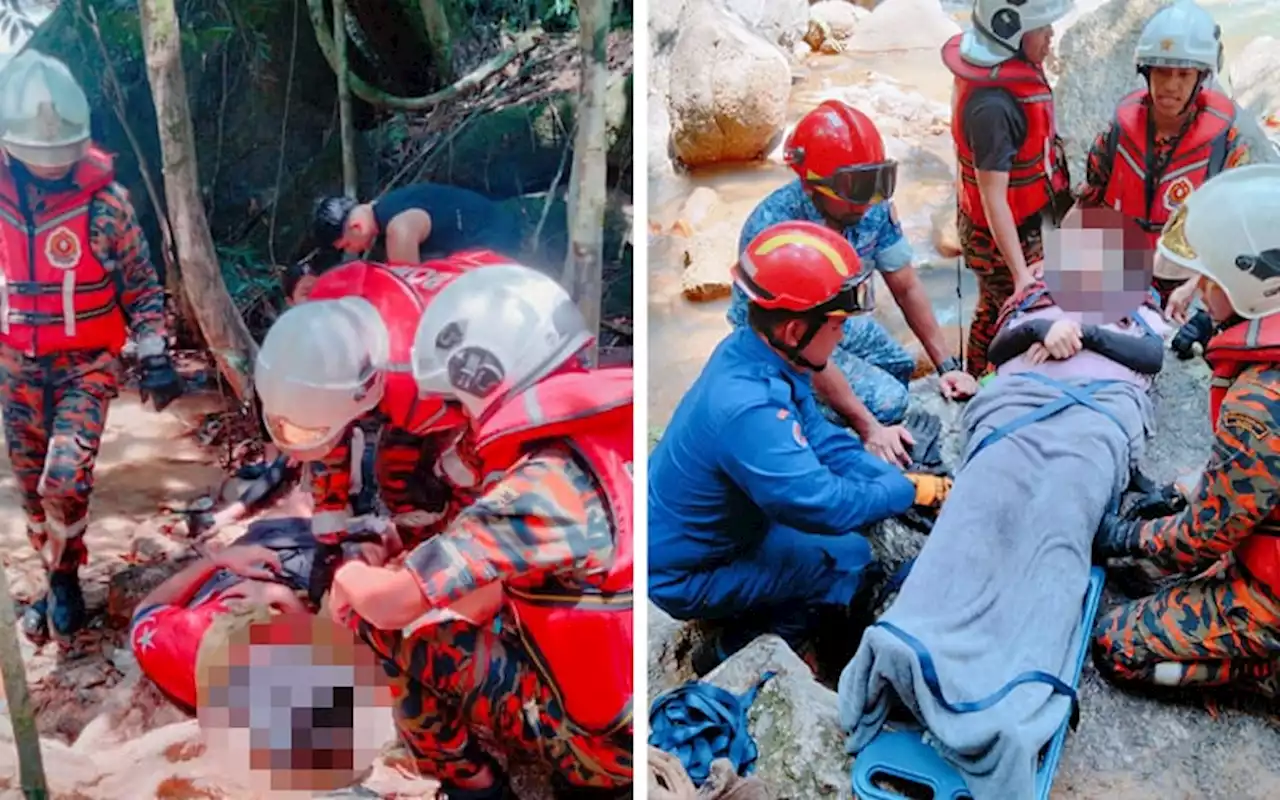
[1020, 27, 1054, 65]
[224, 581, 307, 616]
[1197, 275, 1234, 323]
[21, 161, 74, 180]
[1148, 67, 1202, 120]
[334, 205, 377, 253]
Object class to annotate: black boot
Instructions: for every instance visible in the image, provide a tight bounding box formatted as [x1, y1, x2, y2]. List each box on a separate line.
[20, 594, 49, 645]
[47, 570, 87, 639]
[1171, 309, 1214, 360]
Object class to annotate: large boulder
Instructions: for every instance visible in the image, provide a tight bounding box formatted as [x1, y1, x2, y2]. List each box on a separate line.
[844, 0, 961, 54]
[808, 1, 869, 50]
[679, 222, 740, 301]
[1054, 0, 1170, 186]
[723, 0, 811, 51]
[648, 356, 1280, 799]
[668, 3, 793, 168]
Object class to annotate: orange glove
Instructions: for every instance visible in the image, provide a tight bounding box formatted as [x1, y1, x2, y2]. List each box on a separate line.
[906, 473, 952, 509]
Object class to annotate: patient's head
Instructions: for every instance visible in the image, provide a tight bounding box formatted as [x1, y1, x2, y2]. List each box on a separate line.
[1043, 207, 1153, 324]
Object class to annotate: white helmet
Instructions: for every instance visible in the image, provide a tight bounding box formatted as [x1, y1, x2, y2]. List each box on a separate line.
[962, 0, 1074, 67]
[410, 264, 592, 423]
[254, 298, 390, 460]
[0, 50, 91, 169]
[1156, 164, 1280, 319]
[1134, 0, 1221, 74]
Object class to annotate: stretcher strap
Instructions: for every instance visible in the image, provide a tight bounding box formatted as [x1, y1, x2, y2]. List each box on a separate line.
[874, 620, 1081, 731]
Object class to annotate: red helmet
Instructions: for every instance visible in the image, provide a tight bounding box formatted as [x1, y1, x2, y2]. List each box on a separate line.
[733, 221, 872, 316]
[785, 101, 897, 207]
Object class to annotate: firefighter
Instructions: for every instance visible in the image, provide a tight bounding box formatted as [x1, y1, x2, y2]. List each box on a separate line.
[942, 0, 1076, 377]
[0, 50, 184, 643]
[328, 264, 634, 799]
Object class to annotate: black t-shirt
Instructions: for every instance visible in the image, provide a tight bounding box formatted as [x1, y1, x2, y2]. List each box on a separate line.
[963, 87, 1029, 172]
[371, 183, 522, 259]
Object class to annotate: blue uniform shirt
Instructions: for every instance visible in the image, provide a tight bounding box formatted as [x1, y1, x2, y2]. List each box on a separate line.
[648, 327, 917, 574]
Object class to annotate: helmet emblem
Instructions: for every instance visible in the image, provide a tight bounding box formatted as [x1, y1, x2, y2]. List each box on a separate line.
[45, 226, 82, 270]
[1159, 38, 1174, 52]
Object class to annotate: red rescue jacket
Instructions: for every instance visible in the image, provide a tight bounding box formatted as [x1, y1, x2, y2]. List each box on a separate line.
[1101, 88, 1235, 249]
[0, 147, 128, 357]
[942, 34, 1070, 229]
[1204, 314, 1280, 590]
[473, 366, 633, 736]
[307, 250, 511, 433]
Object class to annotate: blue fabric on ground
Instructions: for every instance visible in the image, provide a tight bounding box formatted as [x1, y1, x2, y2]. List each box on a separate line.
[649, 672, 778, 786]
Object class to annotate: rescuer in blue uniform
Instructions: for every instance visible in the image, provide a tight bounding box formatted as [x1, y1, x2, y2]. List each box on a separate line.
[648, 221, 954, 675]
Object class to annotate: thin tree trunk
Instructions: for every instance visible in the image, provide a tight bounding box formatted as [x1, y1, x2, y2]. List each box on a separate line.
[564, 0, 613, 366]
[333, 0, 358, 197]
[0, 568, 47, 798]
[139, 0, 258, 399]
[417, 0, 454, 82]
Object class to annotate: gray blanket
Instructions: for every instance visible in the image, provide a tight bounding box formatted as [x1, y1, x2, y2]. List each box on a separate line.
[837, 373, 1155, 800]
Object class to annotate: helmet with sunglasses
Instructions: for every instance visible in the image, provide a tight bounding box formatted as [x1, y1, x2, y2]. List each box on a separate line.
[785, 101, 897, 207]
[734, 221, 871, 369]
[1157, 164, 1280, 320]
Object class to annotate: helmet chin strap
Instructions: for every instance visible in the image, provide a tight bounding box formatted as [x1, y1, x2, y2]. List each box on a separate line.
[765, 315, 828, 372]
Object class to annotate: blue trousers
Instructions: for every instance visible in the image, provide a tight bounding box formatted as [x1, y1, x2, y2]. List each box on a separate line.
[650, 523, 874, 647]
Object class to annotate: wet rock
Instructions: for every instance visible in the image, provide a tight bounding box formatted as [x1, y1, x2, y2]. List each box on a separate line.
[679, 222, 740, 302]
[668, 4, 792, 168]
[845, 0, 961, 54]
[703, 636, 847, 798]
[666, 186, 723, 236]
[809, 1, 868, 45]
[930, 194, 961, 259]
[723, 0, 811, 51]
[1054, 0, 1166, 187]
[649, 603, 708, 694]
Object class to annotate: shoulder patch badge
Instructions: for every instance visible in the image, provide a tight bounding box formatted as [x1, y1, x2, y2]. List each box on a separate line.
[1220, 408, 1274, 444]
[45, 226, 83, 270]
[1163, 176, 1195, 211]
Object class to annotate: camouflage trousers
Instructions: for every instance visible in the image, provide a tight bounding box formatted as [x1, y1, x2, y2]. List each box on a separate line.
[824, 315, 914, 427]
[1092, 557, 1280, 689]
[0, 347, 117, 573]
[357, 618, 633, 790]
[958, 212, 1045, 378]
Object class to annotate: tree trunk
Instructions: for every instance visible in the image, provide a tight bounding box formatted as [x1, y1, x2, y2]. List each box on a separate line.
[334, 0, 358, 197]
[564, 0, 613, 367]
[139, 0, 258, 400]
[0, 568, 47, 798]
[417, 0, 454, 82]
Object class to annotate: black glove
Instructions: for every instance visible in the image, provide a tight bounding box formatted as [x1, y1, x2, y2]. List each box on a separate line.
[306, 533, 385, 608]
[1093, 511, 1142, 563]
[903, 409, 945, 473]
[1124, 483, 1188, 521]
[139, 354, 185, 412]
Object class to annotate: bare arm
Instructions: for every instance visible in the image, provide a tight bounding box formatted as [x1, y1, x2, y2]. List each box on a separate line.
[976, 170, 1033, 287]
[136, 556, 224, 609]
[384, 209, 433, 264]
[882, 267, 950, 370]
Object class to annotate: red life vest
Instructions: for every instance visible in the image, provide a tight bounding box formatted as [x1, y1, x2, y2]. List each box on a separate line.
[1101, 88, 1235, 249]
[1203, 314, 1280, 590]
[942, 34, 1070, 229]
[0, 147, 129, 357]
[307, 251, 511, 433]
[473, 366, 634, 736]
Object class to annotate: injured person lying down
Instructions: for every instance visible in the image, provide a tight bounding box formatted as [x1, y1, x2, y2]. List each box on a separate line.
[837, 211, 1172, 800]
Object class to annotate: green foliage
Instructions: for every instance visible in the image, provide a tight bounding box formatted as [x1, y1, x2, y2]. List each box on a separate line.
[216, 241, 285, 318]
